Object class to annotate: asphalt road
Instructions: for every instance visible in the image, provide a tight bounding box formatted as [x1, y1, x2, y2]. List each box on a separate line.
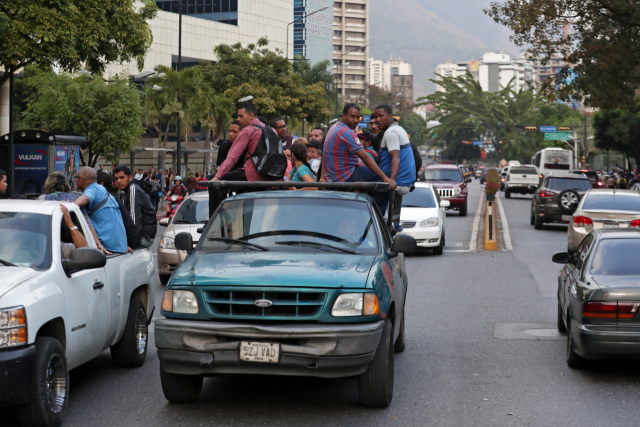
[6, 181, 640, 426]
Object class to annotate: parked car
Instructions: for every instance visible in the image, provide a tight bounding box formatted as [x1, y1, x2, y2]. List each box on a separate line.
[567, 189, 640, 252]
[554, 229, 640, 367]
[155, 186, 417, 408]
[0, 201, 155, 426]
[420, 164, 469, 216]
[399, 183, 450, 254]
[504, 165, 540, 198]
[459, 165, 472, 182]
[570, 169, 603, 188]
[158, 192, 209, 285]
[530, 173, 592, 230]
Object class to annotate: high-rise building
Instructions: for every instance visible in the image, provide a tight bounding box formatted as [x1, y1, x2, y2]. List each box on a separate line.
[332, 1, 369, 104]
[368, 57, 412, 91]
[293, 0, 334, 65]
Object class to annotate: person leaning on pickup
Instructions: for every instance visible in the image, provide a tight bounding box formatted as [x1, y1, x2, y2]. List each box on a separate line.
[113, 165, 158, 248]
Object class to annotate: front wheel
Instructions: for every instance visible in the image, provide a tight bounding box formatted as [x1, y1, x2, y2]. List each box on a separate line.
[557, 301, 567, 333]
[111, 295, 148, 367]
[394, 312, 406, 353]
[358, 319, 394, 408]
[433, 233, 444, 255]
[160, 363, 203, 403]
[459, 203, 467, 217]
[16, 337, 68, 427]
[159, 274, 171, 285]
[505, 188, 511, 198]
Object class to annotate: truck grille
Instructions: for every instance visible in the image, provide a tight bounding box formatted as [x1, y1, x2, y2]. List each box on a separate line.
[438, 188, 455, 198]
[400, 221, 416, 229]
[203, 290, 327, 318]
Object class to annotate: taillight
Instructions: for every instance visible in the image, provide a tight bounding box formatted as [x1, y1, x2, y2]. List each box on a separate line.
[597, 181, 603, 187]
[501, 178, 505, 182]
[584, 302, 640, 319]
[631, 219, 640, 227]
[573, 215, 593, 227]
[539, 191, 555, 198]
[539, 174, 543, 179]
[506, 174, 511, 181]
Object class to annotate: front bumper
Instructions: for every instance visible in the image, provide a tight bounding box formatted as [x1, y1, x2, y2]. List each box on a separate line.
[403, 226, 442, 247]
[0, 345, 35, 408]
[571, 319, 640, 360]
[155, 318, 384, 378]
[157, 247, 187, 278]
[442, 196, 466, 208]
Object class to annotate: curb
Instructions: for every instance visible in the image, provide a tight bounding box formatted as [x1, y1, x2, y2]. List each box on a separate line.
[494, 193, 513, 251]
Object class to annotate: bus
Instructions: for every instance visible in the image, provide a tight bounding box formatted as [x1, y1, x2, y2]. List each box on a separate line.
[533, 148, 573, 174]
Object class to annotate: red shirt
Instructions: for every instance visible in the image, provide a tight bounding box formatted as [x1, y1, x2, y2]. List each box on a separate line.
[216, 118, 266, 181]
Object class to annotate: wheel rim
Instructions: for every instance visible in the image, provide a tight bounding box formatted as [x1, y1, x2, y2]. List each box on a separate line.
[46, 353, 67, 415]
[561, 192, 578, 209]
[135, 308, 148, 355]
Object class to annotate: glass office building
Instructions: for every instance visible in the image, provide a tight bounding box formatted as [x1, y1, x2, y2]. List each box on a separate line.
[155, 0, 238, 25]
[293, 0, 333, 65]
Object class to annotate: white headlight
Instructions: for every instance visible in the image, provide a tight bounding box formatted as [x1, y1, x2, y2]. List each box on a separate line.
[454, 187, 461, 196]
[160, 237, 175, 249]
[331, 293, 363, 317]
[420, 217, 439, 227]
[170, 195, 178, 202]
[173, 290, 199, 314]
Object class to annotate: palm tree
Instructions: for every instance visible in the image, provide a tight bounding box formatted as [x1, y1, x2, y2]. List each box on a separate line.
[293, 59, 334, 116]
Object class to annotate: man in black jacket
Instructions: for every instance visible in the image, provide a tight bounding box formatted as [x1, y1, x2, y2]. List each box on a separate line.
[113, 165, 158, 248]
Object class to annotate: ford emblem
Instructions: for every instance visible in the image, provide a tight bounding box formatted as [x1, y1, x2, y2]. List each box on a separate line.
[254, 299, 273, 307]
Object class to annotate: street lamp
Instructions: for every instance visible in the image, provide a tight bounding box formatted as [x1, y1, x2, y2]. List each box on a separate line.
[334, 43, 368, 114]
[287, 6, 329, 61]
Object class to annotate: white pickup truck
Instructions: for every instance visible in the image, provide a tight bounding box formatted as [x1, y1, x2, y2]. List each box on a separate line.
[504, 165, 541, 198]
[0, 200, 155, 427]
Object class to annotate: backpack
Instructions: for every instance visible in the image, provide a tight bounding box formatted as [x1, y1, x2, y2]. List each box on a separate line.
[410, 139, 422, 177]
[250, 124, 288, 180]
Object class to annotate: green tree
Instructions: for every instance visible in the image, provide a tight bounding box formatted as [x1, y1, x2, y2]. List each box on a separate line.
[0, 0, 158, 88]
[202, 38, 329, 125]
[22, 73, 145, 167]
[593, 110, 640, 168]
[485, 0, 640, 113]
[399, 112, 428, 145]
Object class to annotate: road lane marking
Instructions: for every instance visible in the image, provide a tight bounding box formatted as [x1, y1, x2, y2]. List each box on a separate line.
[495, 193, 513, 251]
[469, 185, 485, 251]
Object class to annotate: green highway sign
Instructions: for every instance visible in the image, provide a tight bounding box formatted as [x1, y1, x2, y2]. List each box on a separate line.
[544, 132, 572, 141]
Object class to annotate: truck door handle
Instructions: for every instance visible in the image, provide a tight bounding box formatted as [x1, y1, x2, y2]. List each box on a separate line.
[93, 281, 105, 290]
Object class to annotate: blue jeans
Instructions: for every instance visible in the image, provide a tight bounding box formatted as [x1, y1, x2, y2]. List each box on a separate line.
[346, 166, 389, 215]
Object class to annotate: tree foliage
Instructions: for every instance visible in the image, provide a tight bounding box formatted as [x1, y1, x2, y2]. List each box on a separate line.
[21, 73, 145, 167]
[484, 0, 640, 113]
[0, 0, 158, 87]
[593, 110, 640, 169]
[398, 112, 428, 145]
[203, 38, 329, 124]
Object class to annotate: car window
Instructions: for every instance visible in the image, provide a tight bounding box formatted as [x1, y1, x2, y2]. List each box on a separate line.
[581, 194, 640, 212]
[201, 198, 379, 254]
[174, 198, 209, 224]
[422, 169, 463, 182]
[510, 167, 537, 174]
[573, 234, 594, 272]
[0, 212, 52, 270]
[590, 239, 640, 275]
[402, 187, 436, 208]
[546, 178, 592, 192]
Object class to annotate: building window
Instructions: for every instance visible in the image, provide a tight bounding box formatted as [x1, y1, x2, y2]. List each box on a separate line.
[345, 3, 365, 10]
[345, 31, 365, 38]
[334, 16, 342, 23]
[345, 17, 365, 25]
[155, 0, 238, 25]
[345, 45, 365, 52]
[334, 30, 342, 36]
[334, 2, 342, 8]
[333, 45, 342, 51]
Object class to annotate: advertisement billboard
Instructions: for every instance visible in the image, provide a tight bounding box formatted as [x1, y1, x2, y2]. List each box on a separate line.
[14, 144, 49, 195]
[54, 145, 80, 188]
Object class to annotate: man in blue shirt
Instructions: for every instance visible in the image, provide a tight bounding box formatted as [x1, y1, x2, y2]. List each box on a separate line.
[74, 167, 128, 254]
[375, 104, 416, 192]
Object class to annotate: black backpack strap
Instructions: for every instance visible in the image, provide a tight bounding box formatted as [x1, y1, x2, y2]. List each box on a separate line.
[90, 193, 111, 216]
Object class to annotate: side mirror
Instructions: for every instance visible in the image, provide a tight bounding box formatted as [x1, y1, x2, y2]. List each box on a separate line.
[440, 200, 451, 208]
[552, 252, 571, 264]
[159, 217, 170, 226]
[196, 227, 205, 234]
[390, 234, 417, 257]
[62, 248, 107, 275]
[175, 232, 194, 252]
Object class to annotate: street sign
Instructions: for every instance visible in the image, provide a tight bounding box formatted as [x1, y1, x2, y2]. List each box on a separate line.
[473, 141, 483, 146]
[363, 115, 371, 123]
[357, 122, 367, 128]
[544, 132, 571, 141]
[540, 126, 557, 133]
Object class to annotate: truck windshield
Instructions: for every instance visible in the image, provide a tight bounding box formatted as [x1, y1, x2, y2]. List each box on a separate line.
[200, 198, 379, 254]
[173, 199, 209, 224]
[0, 212, 52, 270]
[422, 169, 462, 182]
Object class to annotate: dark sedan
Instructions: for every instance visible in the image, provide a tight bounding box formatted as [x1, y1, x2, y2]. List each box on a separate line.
[554, 229, 640, 368]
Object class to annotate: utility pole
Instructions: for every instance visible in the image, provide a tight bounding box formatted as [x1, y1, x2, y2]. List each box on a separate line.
[176, 0, 183, 177]
[8, 74, 14, 197]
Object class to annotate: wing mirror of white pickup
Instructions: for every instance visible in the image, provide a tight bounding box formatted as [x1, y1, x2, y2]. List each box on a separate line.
[175, 232, 194, 253]
[159, 218, 170, 226]
[62, 248, 107, 276]
[440, 200, 451, 208]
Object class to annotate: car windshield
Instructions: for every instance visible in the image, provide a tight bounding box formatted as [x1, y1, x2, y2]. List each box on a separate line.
[510, 167, 538, 174]
[0, 212, 52, 269]
[402, 188, 436, 208]
[173, 199, 209, 224]
[546, 178, 592, 192]
[422, 169, 462, 182]
[582, 194, 640, 212]
[200, 198, 379, 254]
[591, 239, 640, 275]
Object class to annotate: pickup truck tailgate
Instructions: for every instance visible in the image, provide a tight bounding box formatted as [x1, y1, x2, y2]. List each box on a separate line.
[507, 167, 539, 185]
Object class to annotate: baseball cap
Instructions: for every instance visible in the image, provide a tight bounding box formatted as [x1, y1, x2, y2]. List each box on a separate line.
[306, 140, 323, 151]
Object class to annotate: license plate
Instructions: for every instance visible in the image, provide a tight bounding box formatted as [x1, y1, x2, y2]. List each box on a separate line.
[604, 223, 619, 229]
[239, 341, 280, 363]
[562, 215, 572, 221]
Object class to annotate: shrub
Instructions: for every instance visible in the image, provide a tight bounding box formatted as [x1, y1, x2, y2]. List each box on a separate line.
[485, 169, 500, 195]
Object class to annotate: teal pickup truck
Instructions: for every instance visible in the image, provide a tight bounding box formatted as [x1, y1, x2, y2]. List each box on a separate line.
[155, 183, 416, 408]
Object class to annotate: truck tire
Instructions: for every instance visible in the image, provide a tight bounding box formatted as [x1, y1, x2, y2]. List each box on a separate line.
[393, 312, 406, 353]
[459, 203, 467, 217]
[159, 274, 171, 285]
[16, 337, 68, 427]
[505, 188, 511, 199]
[160, 363, 203, 403]
[110, 295, 148, 367]
[358, 319, 394, 408]
[534, 214, 544, 230]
